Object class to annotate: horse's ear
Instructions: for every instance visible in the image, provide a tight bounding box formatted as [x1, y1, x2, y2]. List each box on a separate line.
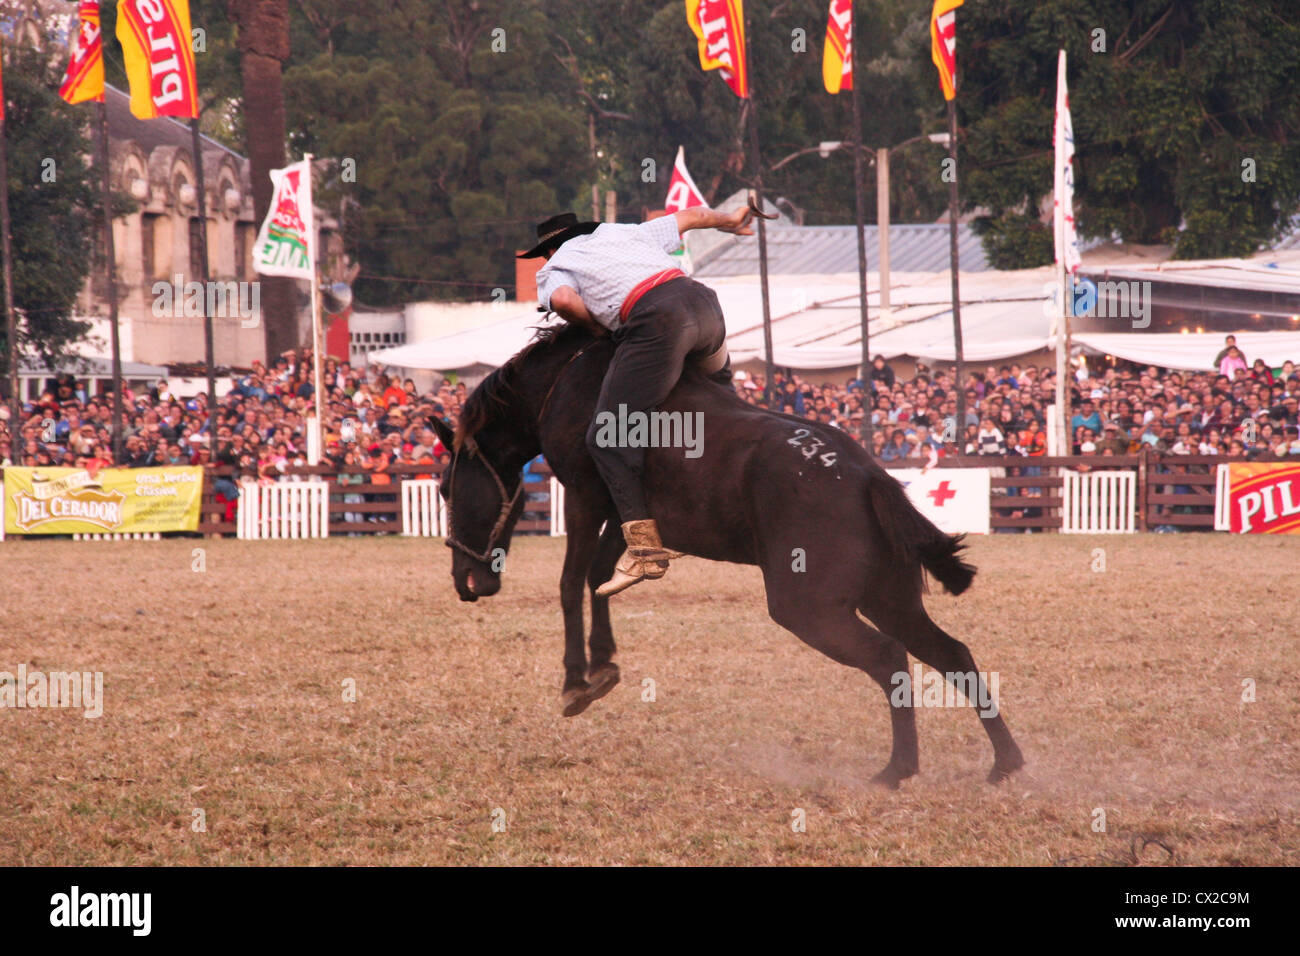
[429, 416, 455, 449]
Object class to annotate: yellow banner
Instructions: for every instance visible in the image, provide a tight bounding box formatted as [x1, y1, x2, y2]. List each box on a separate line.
[822, 0, 852, 94]
[930, 0, 964, 101]
[116, 0, 199, 119]
[59, 1, 106, 105]
[3, 467, 203, 535]
[685, 0, 748, 98]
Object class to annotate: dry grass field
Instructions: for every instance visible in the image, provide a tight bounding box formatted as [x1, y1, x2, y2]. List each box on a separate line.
[1, 532, 1296, 866]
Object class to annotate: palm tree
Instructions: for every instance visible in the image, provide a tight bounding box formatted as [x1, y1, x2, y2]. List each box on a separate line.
[228, 0, 298, 357]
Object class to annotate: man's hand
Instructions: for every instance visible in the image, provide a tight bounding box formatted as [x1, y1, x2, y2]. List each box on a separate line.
[715, 206, 755, 235]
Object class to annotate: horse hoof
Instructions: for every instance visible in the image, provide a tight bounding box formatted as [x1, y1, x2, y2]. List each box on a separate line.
[986, 762, 1023, 784]
[870, 768, 903, 790]
[585, 664, 620, 703]
[561, 684, 592, 718]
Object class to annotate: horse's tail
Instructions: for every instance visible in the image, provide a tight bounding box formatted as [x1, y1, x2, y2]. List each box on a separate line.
[866, 468, 976, 596]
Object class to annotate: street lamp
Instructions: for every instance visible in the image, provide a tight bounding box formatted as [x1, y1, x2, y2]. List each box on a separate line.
[877, 133, 949, 312]
[766, 131, 951, 452]
[769, 132, 950, 312]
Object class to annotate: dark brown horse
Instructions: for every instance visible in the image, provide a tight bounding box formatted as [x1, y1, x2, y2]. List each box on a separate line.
[428, 323, 1024, 786]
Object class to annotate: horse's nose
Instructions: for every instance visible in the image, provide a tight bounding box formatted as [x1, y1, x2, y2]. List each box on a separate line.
[469, 570, 501, 597]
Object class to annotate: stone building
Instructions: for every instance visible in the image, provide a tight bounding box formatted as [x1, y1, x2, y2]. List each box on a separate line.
[4, 1, 344, 377]
[87, 83, 268, 368]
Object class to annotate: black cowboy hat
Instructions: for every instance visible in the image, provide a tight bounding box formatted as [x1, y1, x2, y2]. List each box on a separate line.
[517, 213, 600, 259]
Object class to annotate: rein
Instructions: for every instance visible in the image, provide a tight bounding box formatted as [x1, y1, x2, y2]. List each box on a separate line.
[444, 435, 523, 564]
[445, 339, 593, 564]
[537, 341, 595, 425]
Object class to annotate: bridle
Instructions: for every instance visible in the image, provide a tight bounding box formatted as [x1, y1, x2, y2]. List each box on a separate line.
[444, 435, 523, 564]
[443, 338, 595, 565]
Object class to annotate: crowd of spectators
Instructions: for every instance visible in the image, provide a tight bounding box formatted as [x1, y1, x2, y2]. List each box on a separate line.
[732, 333, 1300, 461]
[0, 349, 464, 481]
[2, 334, 1298, 486]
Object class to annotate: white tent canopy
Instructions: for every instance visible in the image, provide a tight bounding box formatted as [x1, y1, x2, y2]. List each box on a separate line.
[1074, 331, 1300, 371]
[368, 273, 1060, 371]
[368, 255, 1300, 374]
[717, 271, 1054, 367]
[367, 308, 563, 369]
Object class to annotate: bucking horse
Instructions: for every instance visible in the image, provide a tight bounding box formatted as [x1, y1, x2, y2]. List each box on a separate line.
[428, 322, 1024, 786]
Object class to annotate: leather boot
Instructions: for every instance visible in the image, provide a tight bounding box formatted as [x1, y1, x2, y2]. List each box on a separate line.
[595, 519, 682, 597]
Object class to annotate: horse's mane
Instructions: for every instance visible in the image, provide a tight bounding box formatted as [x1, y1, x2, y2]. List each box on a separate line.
[454, 322, 594, 450]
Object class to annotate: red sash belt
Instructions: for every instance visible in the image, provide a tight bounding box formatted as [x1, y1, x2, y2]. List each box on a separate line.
[619, 269, 686, 323]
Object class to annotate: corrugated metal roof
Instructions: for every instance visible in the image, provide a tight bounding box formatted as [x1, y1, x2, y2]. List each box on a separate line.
[1273, 215, 1300, 250]
[1081, 262, 1300, 295]
[692, 223, 990, 276]
[106, 84, 244, 163]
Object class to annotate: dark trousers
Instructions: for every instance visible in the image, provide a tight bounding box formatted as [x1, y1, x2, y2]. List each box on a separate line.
[585, 277, 731, 523]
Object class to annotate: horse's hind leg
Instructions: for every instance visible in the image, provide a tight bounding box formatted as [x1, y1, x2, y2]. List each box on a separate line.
[869, 601, 1024, 783]
[765, 587, 919, 788]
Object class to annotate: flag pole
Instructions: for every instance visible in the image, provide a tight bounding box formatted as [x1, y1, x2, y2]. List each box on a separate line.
[96, 99, 123, 463]
[741, 12, 775, 407]
[190, 118, 217, 445]
[1, 37, 19, 441]
[1055, 225, 1068, 456]
[1053, 49, 1072, 457]
[848, 2, 871, 451]
[304, 153, 324, 465]
[945, 96, 966, 454]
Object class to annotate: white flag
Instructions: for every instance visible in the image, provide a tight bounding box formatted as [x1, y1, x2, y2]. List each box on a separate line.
[252, 159, 315, 280]
[663, 146, 708, 214]
[1053, 49, 1081, 277]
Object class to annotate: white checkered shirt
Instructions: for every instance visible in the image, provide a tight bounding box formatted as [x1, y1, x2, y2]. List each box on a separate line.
[535, 216, 683, 329]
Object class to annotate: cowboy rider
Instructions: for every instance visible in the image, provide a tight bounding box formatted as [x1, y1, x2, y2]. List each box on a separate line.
[519, 205, 754, 595]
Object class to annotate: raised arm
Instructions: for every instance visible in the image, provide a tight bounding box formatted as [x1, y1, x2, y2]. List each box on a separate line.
[674, 206, 754, 236]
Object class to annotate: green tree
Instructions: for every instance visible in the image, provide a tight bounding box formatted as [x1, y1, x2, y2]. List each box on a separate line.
[283, 0, 591, 306]
[0, 44, 98, 369]
[281, 0, 952, 307]
[564, 0, 949, 226]
[958, 0, 1300, 267]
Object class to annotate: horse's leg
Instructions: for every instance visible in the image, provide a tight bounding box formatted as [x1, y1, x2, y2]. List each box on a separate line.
[867, 599, 1024, 783]
[559, 496, 603, 717]
[763, 571, 919, 789]
[583, 519, 625, 703]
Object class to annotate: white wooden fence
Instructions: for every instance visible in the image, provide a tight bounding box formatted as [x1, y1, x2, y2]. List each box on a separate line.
[1061, 470, 1137, 533]
[236, 479, 330, 539]
[401, 479, 448, 536]
[399, 476, 567, 537]
[549, 478, 566, 536]
[1213, 464, 1232, 531]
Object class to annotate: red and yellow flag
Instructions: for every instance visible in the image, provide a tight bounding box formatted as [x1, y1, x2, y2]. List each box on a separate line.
[59, 2, 106, 105]
[115, 0, 199, 119]
[685, 0, 748, 99]
[930, 0, 964, 101]
[822, 0, 853, 94]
